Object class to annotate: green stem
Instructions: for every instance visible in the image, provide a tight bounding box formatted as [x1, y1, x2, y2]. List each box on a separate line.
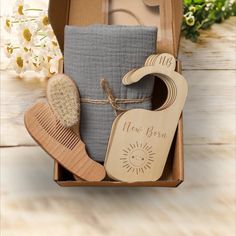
[197, 18, 209, 29]
[40, 35, 47, 41]
[7, 45, 42, 49]
[12, 19, 36, 23]
[37, 32, 47, 36]
[25, 8, 44, 12]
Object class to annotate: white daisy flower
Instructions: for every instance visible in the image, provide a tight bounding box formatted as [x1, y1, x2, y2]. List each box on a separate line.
[13, 0, 27, 19]
[184, 12, 195, 27]
[38, 12, 50, 30]
[22, 46, 33, 60]
[39, 37, 60, 56]
[4, 44, 14, 58]
[44, 38, 62, 57]
[11, 53, 27, 75]
[186, 15, 195, 26]
[4, 16, 12, 33]
[30, 52, 45, 72]
[17, 22, 37, 46]
[40, 53, 53, 77]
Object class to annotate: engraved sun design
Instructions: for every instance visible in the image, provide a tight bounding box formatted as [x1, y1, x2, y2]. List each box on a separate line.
[120, 142, 156, 175]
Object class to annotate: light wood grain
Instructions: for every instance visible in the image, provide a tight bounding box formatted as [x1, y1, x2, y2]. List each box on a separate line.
[1, 4, 235, 147]
[69, 0, 108, 25]
[1, 1, 236, 235]
[1, 145, 235, 236]
[183, 70, 236, 145]
[0, 71, 47, 146]
[180, 17, 236, 70]
[1, 68, 235, 146]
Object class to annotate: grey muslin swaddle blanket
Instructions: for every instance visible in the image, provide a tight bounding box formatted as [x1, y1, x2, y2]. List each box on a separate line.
[64, 25, 157, 162]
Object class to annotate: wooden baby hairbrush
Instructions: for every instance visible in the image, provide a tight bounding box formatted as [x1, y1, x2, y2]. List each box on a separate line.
[24, 102, 106, 181]
[47, 73, 80, 128]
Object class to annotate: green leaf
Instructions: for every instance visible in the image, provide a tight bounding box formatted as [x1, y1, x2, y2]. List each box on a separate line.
[182, 0, 236, 42]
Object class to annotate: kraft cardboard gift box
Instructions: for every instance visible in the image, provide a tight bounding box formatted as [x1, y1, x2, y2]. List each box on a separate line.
[48, 0, 184, 187]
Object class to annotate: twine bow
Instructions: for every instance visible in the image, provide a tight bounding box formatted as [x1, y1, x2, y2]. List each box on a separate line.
[100, 79, 126, 114]
[80, 79, 152, 116]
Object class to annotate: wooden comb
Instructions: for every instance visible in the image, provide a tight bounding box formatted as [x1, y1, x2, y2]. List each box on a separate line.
[24, 102, 106, 181]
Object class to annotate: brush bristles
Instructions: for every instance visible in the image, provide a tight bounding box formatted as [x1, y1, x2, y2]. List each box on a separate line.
[47, 74, 80, 128]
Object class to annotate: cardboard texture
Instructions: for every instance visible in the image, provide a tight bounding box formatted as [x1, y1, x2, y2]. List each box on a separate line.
[48, 0, 184, 187]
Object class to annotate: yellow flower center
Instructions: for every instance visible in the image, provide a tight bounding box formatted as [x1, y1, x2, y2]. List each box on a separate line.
[33, 62, 39, 68]
[186, 17, 195, 26]
[18, 5, 24, 15]
[7, 46, 13, 54]
[16, 57, 23, 68]
[6, 19, 11, 28]
[52, 41, 58, 46]
[42, 16, 49, 26]
[23, 28, 32, 42]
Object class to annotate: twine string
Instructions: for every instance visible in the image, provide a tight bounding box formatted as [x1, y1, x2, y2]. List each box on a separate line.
[100, 79, 124, 112]
[80, 79, 151, 115]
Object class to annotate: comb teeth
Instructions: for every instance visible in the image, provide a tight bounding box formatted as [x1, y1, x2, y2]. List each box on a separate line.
[24, 102, 106, 181]
[34, 103, 79, 150]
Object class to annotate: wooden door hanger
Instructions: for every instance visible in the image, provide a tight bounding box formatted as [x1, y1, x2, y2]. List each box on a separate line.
[104, 53, 188, 183]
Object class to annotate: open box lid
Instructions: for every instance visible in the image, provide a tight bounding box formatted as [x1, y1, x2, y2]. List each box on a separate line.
[48, 0, 183, 57]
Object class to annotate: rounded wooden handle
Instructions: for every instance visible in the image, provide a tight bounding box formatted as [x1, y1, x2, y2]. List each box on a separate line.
[122, 53, 181, 110]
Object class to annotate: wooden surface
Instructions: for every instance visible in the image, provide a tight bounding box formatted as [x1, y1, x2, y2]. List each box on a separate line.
[1, 145, 235, 236]
[0, 0, 235, 234]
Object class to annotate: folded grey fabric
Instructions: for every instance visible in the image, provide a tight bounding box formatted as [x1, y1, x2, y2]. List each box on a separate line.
[64, 25, 157, 162]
